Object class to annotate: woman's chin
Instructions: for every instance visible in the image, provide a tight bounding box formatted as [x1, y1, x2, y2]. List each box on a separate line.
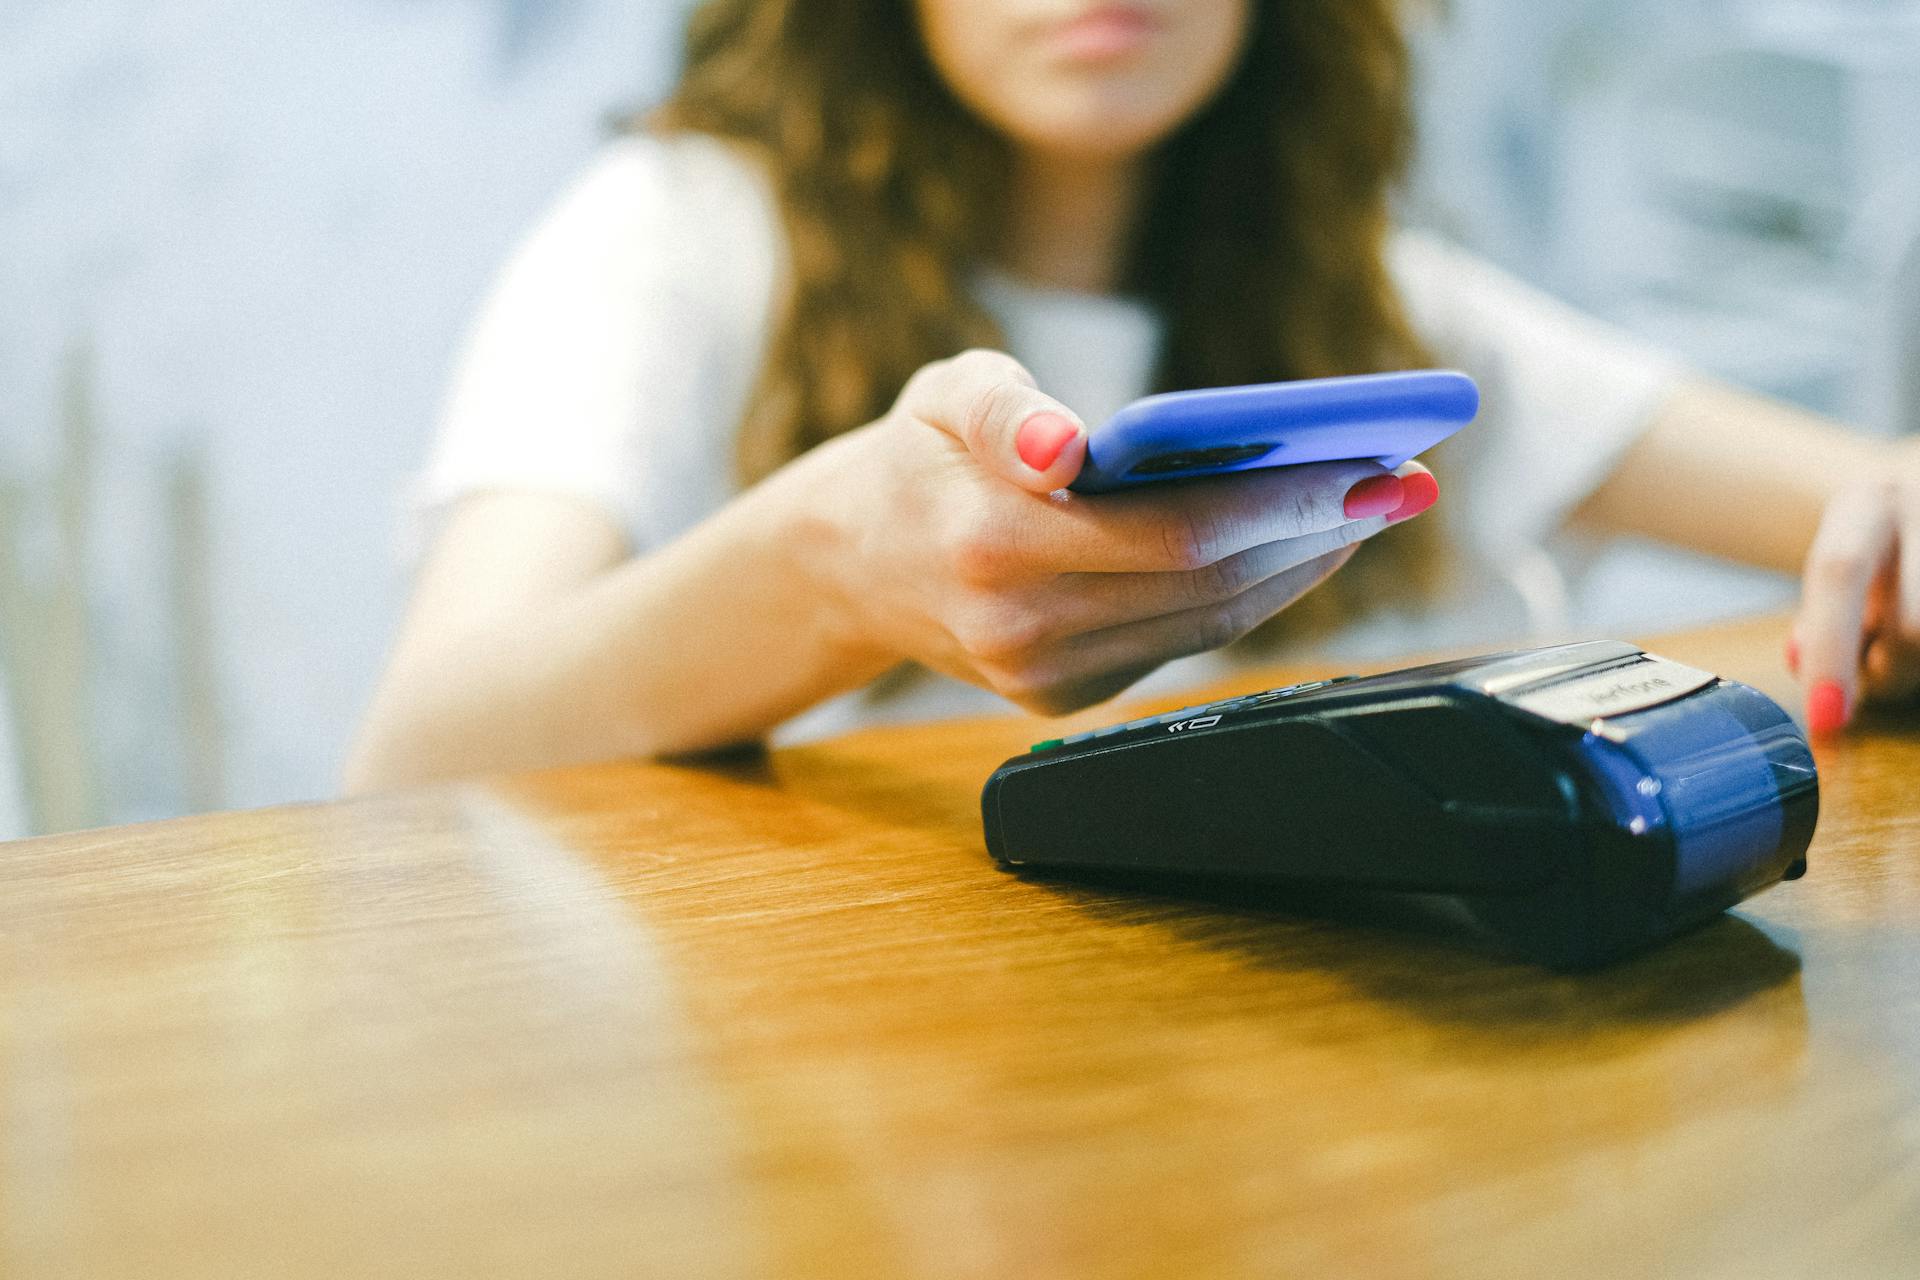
[1000, 107, 1184, 165]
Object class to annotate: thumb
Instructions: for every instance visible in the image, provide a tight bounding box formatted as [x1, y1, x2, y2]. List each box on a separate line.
[898, 348, 1086, 493]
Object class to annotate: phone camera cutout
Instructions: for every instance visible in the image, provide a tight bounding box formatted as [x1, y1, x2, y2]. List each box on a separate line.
[1127, 442, 1278, 478]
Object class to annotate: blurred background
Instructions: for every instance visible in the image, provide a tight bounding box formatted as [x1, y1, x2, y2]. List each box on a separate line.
[3, 0, 1918, 838]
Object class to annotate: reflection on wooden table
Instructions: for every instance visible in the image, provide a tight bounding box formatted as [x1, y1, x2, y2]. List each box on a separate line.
[1, 615, 1916, 1278]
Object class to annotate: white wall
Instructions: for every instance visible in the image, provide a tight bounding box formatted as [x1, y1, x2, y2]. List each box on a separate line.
[2, 0, 689, 834]
[1411, 0, 1920, 643]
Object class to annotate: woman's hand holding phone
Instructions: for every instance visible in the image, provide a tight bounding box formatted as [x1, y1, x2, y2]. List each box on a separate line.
[777, 349, 1436, 716]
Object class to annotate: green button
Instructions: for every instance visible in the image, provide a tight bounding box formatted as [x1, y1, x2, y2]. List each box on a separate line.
[1029, 738, 1065, 753]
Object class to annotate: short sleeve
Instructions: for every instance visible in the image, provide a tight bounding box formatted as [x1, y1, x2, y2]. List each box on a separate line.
[1388, 229, 1685, 558]
[410, 133, 782, 555]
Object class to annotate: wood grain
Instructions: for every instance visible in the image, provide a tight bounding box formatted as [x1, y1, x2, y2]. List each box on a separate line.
[2, 615, 1917, 1279]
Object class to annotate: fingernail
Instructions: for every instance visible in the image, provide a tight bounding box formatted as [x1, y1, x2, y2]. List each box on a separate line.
[1016, 412, 1078, 472]
[1807, 679, 1848, 735]
[1385, 470, 1440, 523]
[1784, 635, 1801, 675]
[1343, 473, 1405, 519]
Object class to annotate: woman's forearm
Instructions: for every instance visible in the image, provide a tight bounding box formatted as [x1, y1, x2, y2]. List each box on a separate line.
[1573, 377, 1891, 573]
[1575, 375, 1920, 731]
[345, 457, 892, 791]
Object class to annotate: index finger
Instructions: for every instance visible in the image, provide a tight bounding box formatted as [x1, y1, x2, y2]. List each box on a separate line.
[1015, 456, 1410, 574]
[1795, 486, 1897, 733]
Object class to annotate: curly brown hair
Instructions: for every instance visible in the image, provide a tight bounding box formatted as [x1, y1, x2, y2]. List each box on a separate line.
[651, 0, 1441, 638]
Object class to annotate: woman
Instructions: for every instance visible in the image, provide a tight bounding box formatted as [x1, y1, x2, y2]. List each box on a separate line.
[347, 0, 1920, 790]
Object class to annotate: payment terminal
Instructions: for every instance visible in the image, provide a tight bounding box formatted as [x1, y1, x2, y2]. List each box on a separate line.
[981, 642, 1817, 968]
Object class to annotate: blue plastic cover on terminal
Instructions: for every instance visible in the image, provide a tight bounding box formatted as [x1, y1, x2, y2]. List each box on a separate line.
[1571, 682, 1815, 898]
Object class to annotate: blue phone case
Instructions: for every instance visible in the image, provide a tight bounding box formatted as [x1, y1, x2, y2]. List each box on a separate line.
[1067, 370, 1479, 494]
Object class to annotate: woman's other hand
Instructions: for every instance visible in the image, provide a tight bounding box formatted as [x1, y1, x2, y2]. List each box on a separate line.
[1788, 440, 1920, 732]
[773, 349, 1436, 717]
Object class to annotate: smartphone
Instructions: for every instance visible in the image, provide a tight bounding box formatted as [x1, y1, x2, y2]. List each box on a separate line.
[1067, 369, 1479, 494]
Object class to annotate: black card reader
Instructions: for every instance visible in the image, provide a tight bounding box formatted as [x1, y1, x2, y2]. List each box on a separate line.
[980, 642, 1817, 968]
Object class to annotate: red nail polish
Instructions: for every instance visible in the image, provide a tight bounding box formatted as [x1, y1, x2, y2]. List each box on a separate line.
[1807, 680, 1848, 735]
[1343, 474, 1405, 519]
[1016, 413, 1078, 472]
[1386, 471, 1440, 523]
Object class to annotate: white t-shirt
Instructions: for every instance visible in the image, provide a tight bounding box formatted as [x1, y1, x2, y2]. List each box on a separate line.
[417, 130, 1683, 741]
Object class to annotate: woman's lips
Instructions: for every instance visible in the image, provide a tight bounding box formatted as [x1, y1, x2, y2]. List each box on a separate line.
[1049, 5, 1164, 61]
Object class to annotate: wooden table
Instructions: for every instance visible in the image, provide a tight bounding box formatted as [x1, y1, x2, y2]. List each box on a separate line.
[3, 616, 1917, 1279]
